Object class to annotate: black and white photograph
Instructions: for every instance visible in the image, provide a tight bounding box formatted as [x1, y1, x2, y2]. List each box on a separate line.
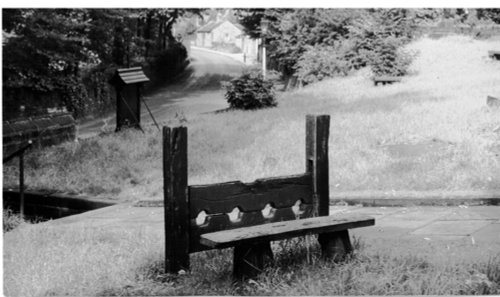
[2, 3, 500, 296]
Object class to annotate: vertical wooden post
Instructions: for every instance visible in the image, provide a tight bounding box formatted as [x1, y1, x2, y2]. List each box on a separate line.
[306, 115, 354, 261]
[233, 242, 274, 280]
[163, 126, 190, 273]
[318, 230, 353, 262]
[19, 153, 25, 220]
[305, 115, 330, 217]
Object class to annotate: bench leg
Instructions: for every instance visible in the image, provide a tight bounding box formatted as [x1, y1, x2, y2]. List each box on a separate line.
[233, 241, 273, 280]
[318, 230, 353, 262]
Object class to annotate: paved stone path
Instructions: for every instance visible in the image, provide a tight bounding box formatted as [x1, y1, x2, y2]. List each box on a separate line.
[332, 205, 500, 245]
[50, 203, 500, 247]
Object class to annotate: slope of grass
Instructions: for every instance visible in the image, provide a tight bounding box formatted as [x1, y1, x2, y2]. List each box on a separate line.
[3, 35, 500, 202]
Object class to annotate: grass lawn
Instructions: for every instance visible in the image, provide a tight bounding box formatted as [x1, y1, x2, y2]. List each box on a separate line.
[3, 35, 500, 296]
[3, 35, 500, 202]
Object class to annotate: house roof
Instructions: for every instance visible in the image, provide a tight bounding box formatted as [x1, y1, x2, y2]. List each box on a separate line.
[197, 20, 244, 33]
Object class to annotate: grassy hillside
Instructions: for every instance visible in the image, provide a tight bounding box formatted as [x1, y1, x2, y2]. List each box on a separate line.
[3, 35, 500, 202]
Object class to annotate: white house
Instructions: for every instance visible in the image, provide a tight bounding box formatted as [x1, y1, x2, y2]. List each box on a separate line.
[194, 20, 259, 64]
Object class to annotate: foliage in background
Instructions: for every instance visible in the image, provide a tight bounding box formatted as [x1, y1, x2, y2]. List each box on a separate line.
[295, 44, 350, 84]
[2, 8, 202, 119]
[222, 70, 276, 110]
[476, 9, 500, 24]
[254, 9, 358, 78]
[346, 9, 419, 77]
[4, 36, 499, 200]
[236, 8, 433, 84]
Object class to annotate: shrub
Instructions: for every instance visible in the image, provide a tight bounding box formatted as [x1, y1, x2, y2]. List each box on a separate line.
[222, 71, 277, 110]
[295, 45, 351, 85]
[347, 9, 418, 77]
[364, 37, 417, 76]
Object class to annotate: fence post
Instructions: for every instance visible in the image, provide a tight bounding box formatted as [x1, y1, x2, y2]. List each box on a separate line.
[19, 153, 25, 219]
[305, 115, 330, 217]
[163, 126, 190, 273]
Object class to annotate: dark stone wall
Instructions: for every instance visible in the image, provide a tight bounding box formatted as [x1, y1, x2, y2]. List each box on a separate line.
[3, 112, 76, 155]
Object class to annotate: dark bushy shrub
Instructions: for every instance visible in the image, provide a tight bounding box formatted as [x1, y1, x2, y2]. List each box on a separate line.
[222, 71, 277, 110]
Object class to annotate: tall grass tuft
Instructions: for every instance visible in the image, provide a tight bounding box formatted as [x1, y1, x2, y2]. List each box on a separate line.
[3, 209, 24, 232]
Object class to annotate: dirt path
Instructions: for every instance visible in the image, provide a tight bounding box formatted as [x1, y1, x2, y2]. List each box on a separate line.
[77, 48, 247, 138]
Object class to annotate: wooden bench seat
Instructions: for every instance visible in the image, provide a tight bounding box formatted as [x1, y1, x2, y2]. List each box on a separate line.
[163, 115, 375, 279]
[373, 76, 402, 86]
[200, 214, 375, 248]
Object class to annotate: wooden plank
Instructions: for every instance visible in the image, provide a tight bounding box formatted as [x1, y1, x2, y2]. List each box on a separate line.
[189, 203, 315, 253]
[373, 76, 402, 86]
[199, 214, 375, 249]
[306, 115, 330, 217]
[163, 126, 190, 273]
[189, 173, 313, 216]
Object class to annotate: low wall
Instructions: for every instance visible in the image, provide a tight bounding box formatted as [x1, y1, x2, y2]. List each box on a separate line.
[3, 189, 115, 220]
[3, 112, 76, 155]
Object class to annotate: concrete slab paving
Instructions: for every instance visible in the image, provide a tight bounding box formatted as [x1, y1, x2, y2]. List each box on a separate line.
[379, 207, 453, 221]
[350, 225, 416, 239]
[467, 222, 500, 243]
[45, 203, 500, 248]
[361, 207, 451, 230]
[411, 220, 493, 235]
[440, 208, 497, 221]
[468, 206, 500, 219]
[415, 235, 471, 241]
[330, 206, 404, 220]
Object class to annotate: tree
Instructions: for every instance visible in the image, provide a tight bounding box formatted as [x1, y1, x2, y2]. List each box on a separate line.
[477, 9, 500, 24]
[2, 8, 202, 119]
[236, 9, 361, 77]
[3, 9, 92, 90]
